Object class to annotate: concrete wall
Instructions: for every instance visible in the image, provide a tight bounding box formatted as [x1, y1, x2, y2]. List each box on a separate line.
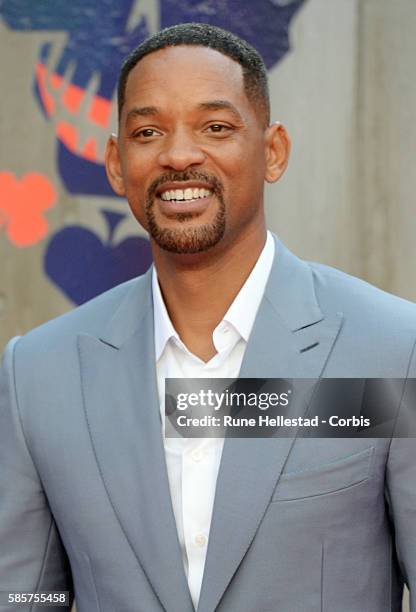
[1, 0, 415, 349]
[266, 0, 416, 302]
[0, 2, 414, 607]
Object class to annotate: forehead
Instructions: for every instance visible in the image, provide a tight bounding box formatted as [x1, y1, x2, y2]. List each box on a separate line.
[123, 45, 248, 115]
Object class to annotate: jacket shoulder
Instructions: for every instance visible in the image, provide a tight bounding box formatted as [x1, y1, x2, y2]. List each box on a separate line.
[310, 261, 416, 327]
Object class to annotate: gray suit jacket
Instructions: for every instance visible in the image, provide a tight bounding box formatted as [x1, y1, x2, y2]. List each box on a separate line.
[1, 236, 416, 612]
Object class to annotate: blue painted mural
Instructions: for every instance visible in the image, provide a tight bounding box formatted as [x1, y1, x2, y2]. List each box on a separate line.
[1, 0, 306, 304]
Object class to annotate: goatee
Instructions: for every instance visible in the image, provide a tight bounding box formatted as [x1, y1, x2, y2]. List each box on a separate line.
[145, 171, 226, 254]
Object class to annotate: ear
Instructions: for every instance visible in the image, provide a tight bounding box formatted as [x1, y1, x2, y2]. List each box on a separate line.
[105, 134, 126, 196]
[264, 122, 291, 183]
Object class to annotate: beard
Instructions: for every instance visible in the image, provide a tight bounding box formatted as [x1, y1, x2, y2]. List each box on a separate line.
[145, 171, 226, 254]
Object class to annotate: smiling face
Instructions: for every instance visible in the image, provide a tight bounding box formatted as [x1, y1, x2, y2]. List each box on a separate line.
[106, 45, 289, 256]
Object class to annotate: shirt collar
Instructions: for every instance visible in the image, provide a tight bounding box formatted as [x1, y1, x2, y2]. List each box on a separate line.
[152, 266, 179, 361]
[152, 230, 275, 361]
[222, 230, 275, 341]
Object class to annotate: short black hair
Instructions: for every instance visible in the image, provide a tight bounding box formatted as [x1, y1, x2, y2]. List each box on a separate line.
[117, 22, 270, 125]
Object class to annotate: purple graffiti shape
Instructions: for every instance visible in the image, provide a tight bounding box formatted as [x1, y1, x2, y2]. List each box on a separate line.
[1, 0, 307, 196]
[45, 209, 152, 305]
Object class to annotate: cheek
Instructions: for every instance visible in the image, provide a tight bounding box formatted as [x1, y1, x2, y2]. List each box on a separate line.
[122, 163, 152, 204]
[119, 167, 151, 226]
[222, 140, 265, 177]
[223, 153, 265, 198]
[219, 148, 266, 222]
[120, 144, 155, 190]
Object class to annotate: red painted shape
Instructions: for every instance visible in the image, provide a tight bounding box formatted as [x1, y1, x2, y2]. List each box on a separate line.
[88, 95, 112, 127]
[62, 83, 84, 114]
[0, 171, 56, 247]
[35, 63, 55, 116]
[56, 121, 78, 152]
[82, 138, 98, 162]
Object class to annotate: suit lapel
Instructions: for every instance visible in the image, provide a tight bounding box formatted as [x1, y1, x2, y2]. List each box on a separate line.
[197, 237, 343, 612]
[77, 269, 194, 612]
[76, 237, 344, 612]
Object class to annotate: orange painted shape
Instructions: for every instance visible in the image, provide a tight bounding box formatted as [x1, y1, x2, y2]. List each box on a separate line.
[62, 83, 84, 114]
[56, 121, 78, 152]
[21, 173, 56, 212]
[0, 171, 19, 217]
[50, 72, 64, 89]
[8, 214, 48, 247]
[0, 171, 56, 247]
[82, 138, 98, 162]
[35, 63, 55, 116]
[88, 95, 112, 127]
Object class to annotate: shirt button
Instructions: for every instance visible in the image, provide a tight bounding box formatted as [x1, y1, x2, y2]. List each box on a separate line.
[195, 534, 208, 547]
[191, 448, 204, 462]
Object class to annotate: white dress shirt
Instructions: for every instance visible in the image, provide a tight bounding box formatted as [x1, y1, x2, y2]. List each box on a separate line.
[152, 231, 275, 609]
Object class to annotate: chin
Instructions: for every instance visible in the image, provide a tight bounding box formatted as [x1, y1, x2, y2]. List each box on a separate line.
[149, 222, 226, 255]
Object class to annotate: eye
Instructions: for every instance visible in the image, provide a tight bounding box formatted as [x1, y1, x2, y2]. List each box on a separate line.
[205, 123, 233, 135]
[133, 128, 162, 139]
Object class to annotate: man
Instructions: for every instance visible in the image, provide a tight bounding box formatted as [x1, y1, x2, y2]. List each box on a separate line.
[0, 22, 415, 612]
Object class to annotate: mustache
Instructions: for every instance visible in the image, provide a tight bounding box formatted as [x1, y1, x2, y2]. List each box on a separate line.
[146, 171, 224, 206]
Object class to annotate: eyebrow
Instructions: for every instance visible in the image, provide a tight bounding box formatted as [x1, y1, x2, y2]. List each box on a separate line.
[197, 100, 243, 122]
[125, 100, 244, 123]
[126, 106, 159, 121]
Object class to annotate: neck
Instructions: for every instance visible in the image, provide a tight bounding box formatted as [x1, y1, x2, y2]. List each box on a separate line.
[152, 225, 267, 361]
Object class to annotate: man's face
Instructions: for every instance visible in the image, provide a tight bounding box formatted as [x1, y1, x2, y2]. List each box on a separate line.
[108, 45, 278, 255]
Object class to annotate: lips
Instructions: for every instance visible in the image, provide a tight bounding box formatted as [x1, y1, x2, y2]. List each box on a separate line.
[155, 180, 215, 198]
[159, 186, 212, 202]
[150, 179, 216, 217]
[156, 191, 215, 217]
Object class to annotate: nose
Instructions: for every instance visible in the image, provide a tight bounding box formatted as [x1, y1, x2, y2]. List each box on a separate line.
[157, 128, 206, 171]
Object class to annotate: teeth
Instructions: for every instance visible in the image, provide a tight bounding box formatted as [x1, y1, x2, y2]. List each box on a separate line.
[160, 187, 212, 201]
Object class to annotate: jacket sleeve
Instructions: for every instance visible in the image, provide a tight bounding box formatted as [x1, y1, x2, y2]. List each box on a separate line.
[385, 339, 416, 612]
[0, 337, 74, 611]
